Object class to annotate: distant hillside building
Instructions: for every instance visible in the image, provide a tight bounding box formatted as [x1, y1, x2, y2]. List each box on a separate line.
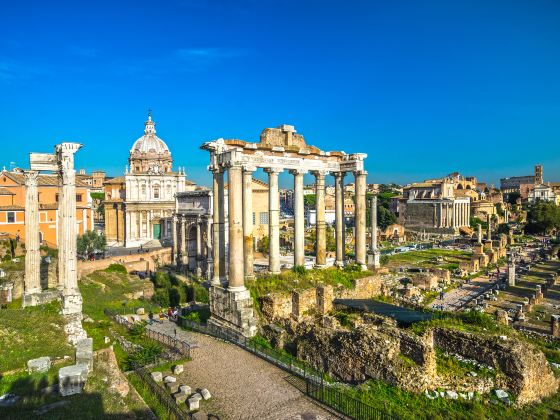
[500, 165, 542, 201]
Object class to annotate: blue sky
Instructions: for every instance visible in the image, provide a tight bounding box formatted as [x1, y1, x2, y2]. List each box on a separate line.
[1, 0, 559, 188]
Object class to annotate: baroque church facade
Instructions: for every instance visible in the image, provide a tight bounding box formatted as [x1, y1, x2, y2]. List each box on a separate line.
[104, 114, 195, 247]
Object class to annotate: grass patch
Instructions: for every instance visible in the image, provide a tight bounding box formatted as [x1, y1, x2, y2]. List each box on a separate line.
[0, 302, 74, 373]
[246, 265, 373, 297]
[386, 249, 471, 270]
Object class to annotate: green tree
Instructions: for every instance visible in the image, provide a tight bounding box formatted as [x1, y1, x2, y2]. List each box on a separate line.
[304, 194, 316, 208]
[77, 230, 107, 256]
[525, 201, 560, 234]
[507, 191, 521, 205]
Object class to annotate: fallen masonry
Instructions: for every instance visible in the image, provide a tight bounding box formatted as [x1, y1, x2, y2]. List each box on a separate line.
[27, 356, 51, 374]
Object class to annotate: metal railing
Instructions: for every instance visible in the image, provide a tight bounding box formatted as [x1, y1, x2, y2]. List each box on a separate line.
[179, 317, 393, 420]
[105, 308, 191, 358]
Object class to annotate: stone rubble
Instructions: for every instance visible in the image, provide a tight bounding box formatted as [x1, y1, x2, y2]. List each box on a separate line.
[27, 356, 51, 374]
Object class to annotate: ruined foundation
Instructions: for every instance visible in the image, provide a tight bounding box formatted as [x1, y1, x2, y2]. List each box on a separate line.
[208, 286, 257, 338]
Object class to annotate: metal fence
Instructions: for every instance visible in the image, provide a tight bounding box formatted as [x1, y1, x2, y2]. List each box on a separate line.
[105, 308, 191, 358]
[179, 317, 393, 420]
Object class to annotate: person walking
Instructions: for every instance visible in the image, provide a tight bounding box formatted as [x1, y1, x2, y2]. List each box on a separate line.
[148, 311, 154, 325]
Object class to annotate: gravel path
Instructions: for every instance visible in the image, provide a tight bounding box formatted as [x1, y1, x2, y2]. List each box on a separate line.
[148, 321, 337, 420]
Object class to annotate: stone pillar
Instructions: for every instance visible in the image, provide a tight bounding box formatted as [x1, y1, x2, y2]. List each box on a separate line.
[551, 314, 560, 337]
[57, 142, 83, 315]
[265, 168, 282, 274]
[227, 165, 245, 290]
[242, 166, 255, 279]
[354, 170, 367, 268]
[508, 257, 516, 286]
[218, 171, 227, 280]
[368, 194, 380, 268]
[212, 169, 222, 285]
[496, 309, 509, 326]
[487, 213, 492, 241]
[196, 217, 202, 276]
[438, 203, 443, 228]
[181, 216, 188, 268]
[291, 169, 306, 267]
[333, 171, 345, 267]
[171, 215, 178, 265]
[313, 170, 327, 268]
[23, 171, 41, 303]
[477, 223, 482, 244]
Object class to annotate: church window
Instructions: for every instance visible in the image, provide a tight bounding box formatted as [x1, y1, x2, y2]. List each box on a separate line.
[259, 212, 268, 225]
[154, 185, 160, 199]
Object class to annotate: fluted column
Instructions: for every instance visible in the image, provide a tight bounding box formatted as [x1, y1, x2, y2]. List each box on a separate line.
[334, 171, 346, 266]
[290, 169, 306, 267]
[196, 216, 202, 276]
[265, 168, 282, 274]
[242, 166, 255, 279]
[24, 170, 41, 297]
[57, 143, 81, 294]
[218, 170, 227, 280]
[313, 171, 327, 267]
[227, 165, 245, 290]
[354, 170, 367, 268]
[211, 169, 223, 284]
[172, 215, 178, 265]
[181, 216, 188, 268]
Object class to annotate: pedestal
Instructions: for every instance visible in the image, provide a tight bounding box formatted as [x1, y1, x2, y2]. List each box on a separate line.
[208, 286, 257, 338]
[367, 251, 381, 269]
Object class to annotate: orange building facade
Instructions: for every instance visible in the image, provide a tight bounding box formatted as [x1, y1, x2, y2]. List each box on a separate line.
[0, 170, 95, 248]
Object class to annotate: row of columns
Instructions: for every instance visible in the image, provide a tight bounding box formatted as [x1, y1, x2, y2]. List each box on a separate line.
[171, 214, 206, 276]
[435, 201, 470, 228]
[211, 165, 368, 291]
[23, 143, 82, 309]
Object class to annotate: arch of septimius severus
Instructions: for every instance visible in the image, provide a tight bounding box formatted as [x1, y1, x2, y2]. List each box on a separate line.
[201, 124, 368, 337]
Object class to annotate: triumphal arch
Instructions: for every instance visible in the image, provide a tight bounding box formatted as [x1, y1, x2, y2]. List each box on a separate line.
[201, 124, 367, 337]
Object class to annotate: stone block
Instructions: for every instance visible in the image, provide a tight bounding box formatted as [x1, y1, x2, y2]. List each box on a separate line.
[75, 338, 93, 372]
[163, 375, 176, 383]
[151, 371, 163, 382]
[200, 388, 211, 400]
[165, 381, 179, 393]
[27, 356, 51, 374]
[59, 364, 89, 396]
[130, 314, 141, 323]
[104, 336, 111, 344]
[172, 364, 184, 375]
[187, 396, 200, 411]
[173, 392, 188, 404]
[179, 385, 192, 395]
[136, 307, 145, 315]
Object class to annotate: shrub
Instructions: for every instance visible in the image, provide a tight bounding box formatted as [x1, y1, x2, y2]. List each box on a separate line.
[169, 286, 183, 307]
[126, 343, 163, 369]
[189, 283, 209, 303]
[292, 265, 306, 275]
[105, 264, 127, 274]
[128, 321, 147, 339]
[153, 288, 170, 307]
[380, 255, 390, 265]
[153, 271, 171, 289]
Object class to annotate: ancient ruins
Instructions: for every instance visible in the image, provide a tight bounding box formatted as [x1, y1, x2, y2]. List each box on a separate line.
[200, 124, 368, 337]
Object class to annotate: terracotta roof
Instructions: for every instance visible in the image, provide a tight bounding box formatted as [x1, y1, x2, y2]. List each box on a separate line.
[104, 176, 125, 184]
[1, 171, 91, 188]
[0, 187, 15, 195]
[0, 205, 24, 210]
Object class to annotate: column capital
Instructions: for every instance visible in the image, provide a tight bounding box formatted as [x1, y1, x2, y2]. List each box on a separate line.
[311, 170, 329, 178]
[332, 171, 347, 179]
[353, 170, 368, 177]
[24, 170, 39, 186]
[243, 165, 257, 173]
[289, 169, 307, 176]
[264, 167, 283, 175]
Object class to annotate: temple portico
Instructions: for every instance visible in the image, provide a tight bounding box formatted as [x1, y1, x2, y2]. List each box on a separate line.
[201, 124, 368, 337]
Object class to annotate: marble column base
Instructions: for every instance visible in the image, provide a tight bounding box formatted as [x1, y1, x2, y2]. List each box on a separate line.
[63, 312, 87, 345]
[208, 285, 257, 338]
[62, 292, 83, 315]
[367, 251, 381, 269]
[22, 289, 62, 307]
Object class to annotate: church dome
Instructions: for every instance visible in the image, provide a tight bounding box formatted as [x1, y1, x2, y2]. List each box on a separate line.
[128, 113, 173, 173]
[130, 114, 171, 156]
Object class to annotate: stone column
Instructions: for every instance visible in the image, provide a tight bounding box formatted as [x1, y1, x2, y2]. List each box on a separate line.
[124, 210, 130, 246]
[368, 194, 381, 268]
[242, 166, 255, 279]
[334, 171, 345, 266]
[56, 142, 83, 315]
[313, 170, 327, 268]
[477, 223, 482, 244]
[171, 215, 178, 265]
[227, 165, 245, 290]
[508, 256, 516, 286]
[181, 216, 188, 268]
[354, 170, 367, 268]
[212, 169, 222, 285]
[23, 171, 41, 301]
[290, 169, 306, 267]
[265, 168, 282, 274]
[218, 170, 227, 280]
[487, 213, 492, 241]
[438, 203, 443, 228]
[196, 216, 202, 276]
[551, 314, 560, 338]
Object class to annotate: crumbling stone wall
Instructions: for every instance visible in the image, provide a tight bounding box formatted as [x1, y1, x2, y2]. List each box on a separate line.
[433, 328, 558, 404]
[292, 288, 316, 319]
[335, 276, 383, 299]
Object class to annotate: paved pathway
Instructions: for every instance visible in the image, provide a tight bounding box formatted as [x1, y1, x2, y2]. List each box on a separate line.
[430, 273, 501, 312]
[147, 321, 337, 420]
